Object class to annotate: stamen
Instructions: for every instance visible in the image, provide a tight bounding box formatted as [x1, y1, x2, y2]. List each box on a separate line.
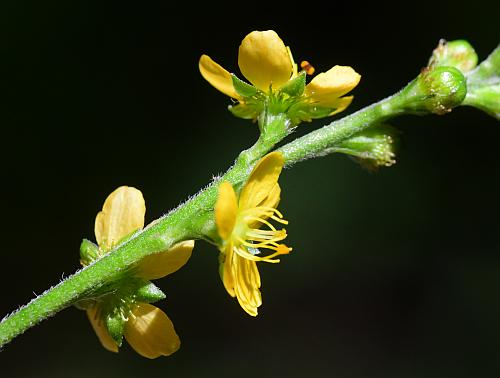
[300, 61, 315, 75]
[244, 216, 278, 231]
[269, 215, 289, 225]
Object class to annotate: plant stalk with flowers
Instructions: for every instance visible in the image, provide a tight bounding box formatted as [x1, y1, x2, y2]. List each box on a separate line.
[0, 30, 498, 358]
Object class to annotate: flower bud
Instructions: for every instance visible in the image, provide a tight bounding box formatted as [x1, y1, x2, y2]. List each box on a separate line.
[336, 125, 398, 170]
[80, 239, 100, 266]
[428, 39, 478, 73]
[400, 66, 467, 115]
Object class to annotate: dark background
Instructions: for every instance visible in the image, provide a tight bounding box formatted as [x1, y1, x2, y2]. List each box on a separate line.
[1, 1, 500, 377]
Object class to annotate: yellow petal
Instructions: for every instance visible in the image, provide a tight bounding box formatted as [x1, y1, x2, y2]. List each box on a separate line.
[329, 96, 354, 115]
[239, 152, 285, 210]
[94, 186, 145, 251]
[247, 183, 281, 229]
[238, 30, 294, 92]
[234, 255, 261, 317]
[136, 240, 194, 280]
[199, 54, 240, 99]
[124, 303, 180, 359]
[87, 306, 118, 353]
[258, 183, 281, 210]
[220, 243, 236, 297]
[305, 66, 361, 102]
[215, 181, 238, 240]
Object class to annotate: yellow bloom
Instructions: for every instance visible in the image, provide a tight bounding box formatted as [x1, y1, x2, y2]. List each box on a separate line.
[215, 152, 291, 316]
[85, 186, 194, 359]
[199, 30, 361, 117]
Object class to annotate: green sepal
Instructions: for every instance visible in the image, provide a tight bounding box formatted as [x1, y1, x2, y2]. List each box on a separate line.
[105, 311, 125, 347]
[73, 298, 96, 310]
[80, 239, 100, 265]
[231, 75, 258, 97]
[229, 103, 260, 120]
[288, 102, 335, 124]
[134, 281, 166, 303]
[279, 72, 306, 97]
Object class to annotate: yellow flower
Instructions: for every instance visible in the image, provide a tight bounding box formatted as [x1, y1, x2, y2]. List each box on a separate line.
[215, 152, 291, 316]
[199, 30, 361, 117]
[85, 186, 194, 359]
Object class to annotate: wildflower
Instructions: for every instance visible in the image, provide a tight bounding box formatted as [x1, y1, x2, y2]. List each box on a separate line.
[199, 30, 360, 123]
[215, 152, 291, 316]
[81, 186, 194, 359]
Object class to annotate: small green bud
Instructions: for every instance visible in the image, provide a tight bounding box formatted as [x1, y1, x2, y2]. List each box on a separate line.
[401, 66, 467, 115]
[80, 239, 100, 266]
[134, 281, 166, 303]
[336, 125, 398, 170]
[105, 310, 125, 346]
[429, 39, 478, 73]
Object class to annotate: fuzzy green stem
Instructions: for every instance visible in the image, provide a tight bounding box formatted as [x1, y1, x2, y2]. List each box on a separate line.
[0, 64, 473, 348]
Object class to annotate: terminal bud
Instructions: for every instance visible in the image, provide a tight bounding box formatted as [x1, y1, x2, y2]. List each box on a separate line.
[428, 39, 478, 73]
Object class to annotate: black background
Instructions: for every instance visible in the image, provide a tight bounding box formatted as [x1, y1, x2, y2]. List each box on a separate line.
[1, 1, 500, 377]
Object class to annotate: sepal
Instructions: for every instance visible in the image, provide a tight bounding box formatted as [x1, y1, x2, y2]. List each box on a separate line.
[229, 102, 261, 120]
[288, 102, 336, 124]
[134, 281, 166, 303]
[231, 75, 258, 97]
[105, 310, 125, 347]
[279, 72, 306, 97]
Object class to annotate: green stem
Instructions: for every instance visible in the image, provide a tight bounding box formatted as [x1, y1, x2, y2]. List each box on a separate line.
[279, 93, 403, 165]
[0, 69, 465, 348]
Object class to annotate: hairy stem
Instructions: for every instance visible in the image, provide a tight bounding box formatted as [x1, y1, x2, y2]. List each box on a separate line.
[0, 72, 462, 348]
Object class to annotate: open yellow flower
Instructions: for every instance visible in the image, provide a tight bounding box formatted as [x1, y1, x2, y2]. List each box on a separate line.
[215, 152, 291, 316]
[199, 30, 361, 119]
[84, 186, 194, 359]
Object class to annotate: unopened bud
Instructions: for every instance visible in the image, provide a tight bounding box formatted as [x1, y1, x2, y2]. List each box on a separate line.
[429, 39, 478, 73]
[80, 239, 100, 266]
[336, 125, 398, 170]
[400, 66, 467, 115]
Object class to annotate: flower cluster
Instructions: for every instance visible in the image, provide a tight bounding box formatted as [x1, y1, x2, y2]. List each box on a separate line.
[199, 30, 360, 124]
[79, 29, 359, 359]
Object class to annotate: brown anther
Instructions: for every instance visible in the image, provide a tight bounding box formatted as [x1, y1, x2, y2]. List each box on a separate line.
[300, 61, 315, 75]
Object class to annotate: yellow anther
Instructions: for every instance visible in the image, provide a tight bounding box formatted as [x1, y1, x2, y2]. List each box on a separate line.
[277, 244, 292, 255]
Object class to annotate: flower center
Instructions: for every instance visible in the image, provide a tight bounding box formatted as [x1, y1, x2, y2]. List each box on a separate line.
[232, 206, 292, 263]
